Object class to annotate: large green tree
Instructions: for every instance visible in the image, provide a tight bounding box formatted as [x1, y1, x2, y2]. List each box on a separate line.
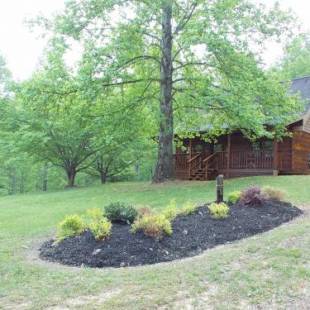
[272, 33, 310, 79]
[12, 40, 151, 187]
[36, 0, 300, 182]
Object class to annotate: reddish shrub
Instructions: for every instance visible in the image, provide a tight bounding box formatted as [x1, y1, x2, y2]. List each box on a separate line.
[137, 207, 153, 218]
[240, 186, 266, 207]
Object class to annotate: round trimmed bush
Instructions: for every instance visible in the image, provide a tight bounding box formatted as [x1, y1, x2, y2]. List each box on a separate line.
[104, 202, 138, 224]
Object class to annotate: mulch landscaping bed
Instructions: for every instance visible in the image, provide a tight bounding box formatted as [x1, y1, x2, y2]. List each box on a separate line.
[39, 200, 302, 268]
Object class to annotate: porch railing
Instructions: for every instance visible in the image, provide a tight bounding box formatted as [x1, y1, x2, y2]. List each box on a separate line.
[175, 150, 276, 179]
[174, 153, 189, 171]
[230, 151, 273, 169]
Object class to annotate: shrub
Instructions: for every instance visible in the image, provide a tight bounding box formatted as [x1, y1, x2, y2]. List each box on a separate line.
[162, 199, 178, 221]
[104, 202, 138, 224]
[180, 201, 198, 215]
[85, 207, 104, 221]
[262, 186, 285, 201]
[240, 186, 265, 207]
[227, 191, 242, 204]
[131, 214, 172, 239]
[208, 202, 230, 219]
[88, 216, 112, 240]
[56, 214, 85, 242]
[137, 206, 153, 218]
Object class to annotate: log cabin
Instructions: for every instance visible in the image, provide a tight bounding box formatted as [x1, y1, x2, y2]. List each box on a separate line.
[174, 76, 310, 180]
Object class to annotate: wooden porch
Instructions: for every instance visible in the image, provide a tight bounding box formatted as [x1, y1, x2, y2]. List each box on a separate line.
[174, 132, 293, 180]
[175, 150, 277, 180]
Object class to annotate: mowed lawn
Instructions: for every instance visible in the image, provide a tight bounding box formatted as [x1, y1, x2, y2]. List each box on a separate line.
[0, 176, 309, 309]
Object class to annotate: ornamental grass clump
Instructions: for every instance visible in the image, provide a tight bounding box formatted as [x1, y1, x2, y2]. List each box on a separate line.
[131, 214, 172, 239]
[240, 186, 266, 207]
[262, 186, 285, 201]
[56, 214, 85, 242]
[227, 191, 242, 205]
[104, 202, 138, 224]
[208, 202, 230, 219]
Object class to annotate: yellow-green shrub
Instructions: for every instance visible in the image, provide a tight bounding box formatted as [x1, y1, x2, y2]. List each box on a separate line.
[86, 207, 104, 220]
[56, 214, 85, 242]
[89, 217, 112, 240]
[131, 214, 172, 239]
[227, 191, 242, 204]
[208, 202, 230, 219]
[162, 199, 178, 220]
[262, 186, 285, 201]
[180, 201, 198, 215]
[84, 207, 112, 240]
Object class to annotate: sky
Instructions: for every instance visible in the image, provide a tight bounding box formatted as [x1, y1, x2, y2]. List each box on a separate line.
[0, 0, 309, 81]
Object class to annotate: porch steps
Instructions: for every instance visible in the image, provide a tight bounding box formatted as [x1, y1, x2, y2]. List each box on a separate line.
[189, 168, 217, 181]
[189, 168, 205, 180]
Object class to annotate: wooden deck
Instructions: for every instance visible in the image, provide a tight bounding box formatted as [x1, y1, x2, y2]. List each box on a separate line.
[175, 129, 310, 181]
[175, 150, 278, 180]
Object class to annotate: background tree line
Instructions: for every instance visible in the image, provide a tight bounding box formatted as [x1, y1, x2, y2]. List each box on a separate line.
[0, 0, 309, 195]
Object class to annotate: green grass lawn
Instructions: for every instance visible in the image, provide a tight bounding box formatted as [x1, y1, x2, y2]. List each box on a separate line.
[0, 176, 309, 309]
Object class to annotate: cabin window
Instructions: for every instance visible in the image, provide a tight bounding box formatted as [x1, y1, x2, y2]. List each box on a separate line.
[194, 144, 203, 153]
[252, 141, 273, 152]
[262, 141, 273, 152]
[252, 142, 261, 151]
[214, 144, 223, 152]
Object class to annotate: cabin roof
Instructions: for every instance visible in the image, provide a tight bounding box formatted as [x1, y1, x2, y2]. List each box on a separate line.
[290, 76, 310, 111]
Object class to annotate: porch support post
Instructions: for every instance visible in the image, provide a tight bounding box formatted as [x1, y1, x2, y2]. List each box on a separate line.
[273, 139, 279, 176]
[226, 134, 231, 178]
[188, 139, 192, 179]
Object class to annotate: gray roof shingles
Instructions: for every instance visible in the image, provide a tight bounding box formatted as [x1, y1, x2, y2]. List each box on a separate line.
[290, 76, 310, 111]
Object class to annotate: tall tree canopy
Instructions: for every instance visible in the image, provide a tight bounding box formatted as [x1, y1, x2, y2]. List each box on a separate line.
[272, 33, 310, 79]
[35, 0, 301, 182]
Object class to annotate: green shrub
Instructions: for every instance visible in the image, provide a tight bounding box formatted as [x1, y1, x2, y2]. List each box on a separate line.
[131, 214, 172, 239]
[162, 199, 178, 221]
[180, 201, 198, 215]
[262, 186, 285, 201]
[227, 191, 242, 204]
[104, 202, 138, 224]
[208, 202, 230, 219]
[56, 214, 85, 242]
[88, 216, 112, 240]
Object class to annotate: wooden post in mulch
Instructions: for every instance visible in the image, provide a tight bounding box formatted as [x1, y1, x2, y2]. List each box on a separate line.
[216, 174, 224, 203]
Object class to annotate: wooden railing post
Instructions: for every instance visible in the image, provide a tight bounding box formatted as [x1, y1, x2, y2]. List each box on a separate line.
[226, 134, 231, 178]
[273, 140, 279, 176]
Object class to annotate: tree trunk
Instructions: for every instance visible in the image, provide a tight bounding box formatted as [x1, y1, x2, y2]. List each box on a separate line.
[42, 163, 48, 192]
[66, 168, 77, 188]
[100, 170, 107, 184]
[153, 1, 174, 183]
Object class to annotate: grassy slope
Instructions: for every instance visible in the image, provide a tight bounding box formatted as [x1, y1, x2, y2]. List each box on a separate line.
[0, 176, 309, 309]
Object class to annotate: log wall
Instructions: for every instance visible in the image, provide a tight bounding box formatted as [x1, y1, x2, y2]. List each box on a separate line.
[292, 131, 310, 173]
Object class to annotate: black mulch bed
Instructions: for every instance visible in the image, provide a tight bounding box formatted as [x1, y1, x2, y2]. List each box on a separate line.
[39, 200, 302, 268]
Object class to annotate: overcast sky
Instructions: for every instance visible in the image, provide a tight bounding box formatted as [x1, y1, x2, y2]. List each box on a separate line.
[0, 0, 309, 80]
